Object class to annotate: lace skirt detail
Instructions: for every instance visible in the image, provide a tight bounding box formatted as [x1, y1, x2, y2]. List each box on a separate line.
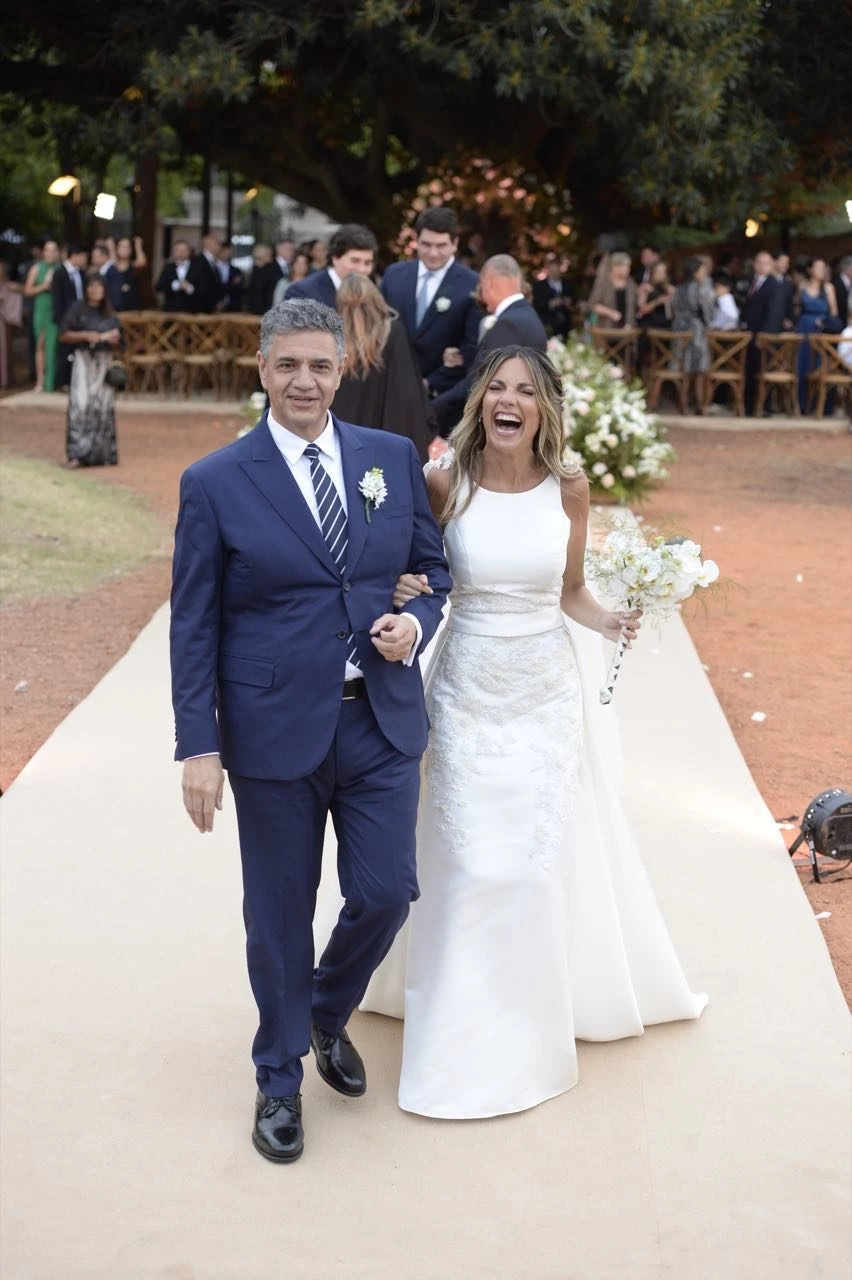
[426, 626, 582, 874]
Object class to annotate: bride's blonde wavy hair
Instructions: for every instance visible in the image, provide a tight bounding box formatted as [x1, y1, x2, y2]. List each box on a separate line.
[443, 345, 583, 522]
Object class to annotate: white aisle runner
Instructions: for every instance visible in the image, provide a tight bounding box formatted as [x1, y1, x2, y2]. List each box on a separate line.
[1, 605, 849, 1279]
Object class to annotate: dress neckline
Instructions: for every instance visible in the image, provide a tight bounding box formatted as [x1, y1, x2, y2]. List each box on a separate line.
[476, 475, 551, 496]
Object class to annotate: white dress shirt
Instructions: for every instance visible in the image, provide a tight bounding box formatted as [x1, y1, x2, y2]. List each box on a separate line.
[493, 292, 525, 319]
[171, 260, 192, 293]
[711, 292, 740, 331]
[327, 266, 342, 290]
[66, 263, 84, 300]
[416, 257, 454, 311]
[276, 256, 290, 279]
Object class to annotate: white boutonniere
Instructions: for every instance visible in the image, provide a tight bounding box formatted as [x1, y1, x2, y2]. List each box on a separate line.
[435, 296, 451, 312]
[359, 466, 387, 523]
[481, 314, 497, 332]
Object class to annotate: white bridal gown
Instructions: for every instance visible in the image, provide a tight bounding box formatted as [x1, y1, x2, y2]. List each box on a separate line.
[317, 472, 707, 1119]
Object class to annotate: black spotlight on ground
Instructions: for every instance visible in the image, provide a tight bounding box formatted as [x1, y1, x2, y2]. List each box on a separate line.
[789, 789, 852, 882]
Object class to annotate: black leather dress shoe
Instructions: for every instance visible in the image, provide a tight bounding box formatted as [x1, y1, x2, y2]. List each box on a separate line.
[311, 1024, 366, 1097]
[252, 1092, 304, 1163]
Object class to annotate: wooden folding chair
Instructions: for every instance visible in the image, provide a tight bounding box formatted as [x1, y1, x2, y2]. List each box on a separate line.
[755, 333, 803, 417]
[806, 334, 852, 417]
[183, 316, 232, 399]
[227, 315, 262, 397]
[117, 312, 153, 394]
[590, 326, 639, 380]
[705, 331, 750, 417]
[644, 329, 693, 414]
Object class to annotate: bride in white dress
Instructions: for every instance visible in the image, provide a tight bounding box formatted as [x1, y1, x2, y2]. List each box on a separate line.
[319, 345, 707, 1118]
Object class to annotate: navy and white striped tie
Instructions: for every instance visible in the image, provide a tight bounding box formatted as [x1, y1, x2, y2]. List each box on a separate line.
[303, 443, 359, 669]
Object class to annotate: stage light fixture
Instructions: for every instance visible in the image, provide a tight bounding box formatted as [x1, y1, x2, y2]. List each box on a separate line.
[789, 788, 852, 883]
[48, 175, 81, 201]
[94, 192, 117, 220]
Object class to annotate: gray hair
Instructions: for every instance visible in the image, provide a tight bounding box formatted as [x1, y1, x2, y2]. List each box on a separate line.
[610, 251, 632, 268]
[260, 298, 345, 359]
[481, 254, 522, 282]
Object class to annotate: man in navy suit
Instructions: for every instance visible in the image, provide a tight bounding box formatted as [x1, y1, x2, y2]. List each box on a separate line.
[381, 207, 481, 400]
[430, 255, 548, 436]
[741, 250, 786, 416]
[285, 224, 377, 310]
[170, 299, 450, 1163]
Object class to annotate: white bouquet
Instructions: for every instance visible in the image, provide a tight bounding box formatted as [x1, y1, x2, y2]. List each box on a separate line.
[547, 336, 674, 501]
[237, 390, 267, 438]
[586, 523, 720, 704]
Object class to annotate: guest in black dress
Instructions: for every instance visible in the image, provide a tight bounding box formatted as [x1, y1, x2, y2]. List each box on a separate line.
[108, 236, 147, 311]
[332, 274, 431, 463]
[60, 274, 122, 468]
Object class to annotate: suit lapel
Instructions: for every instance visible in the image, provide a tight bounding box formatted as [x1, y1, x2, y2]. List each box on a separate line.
[402, 261, 418, 334]
[336, 416, 368, 576]
[239, 416, 339, 577]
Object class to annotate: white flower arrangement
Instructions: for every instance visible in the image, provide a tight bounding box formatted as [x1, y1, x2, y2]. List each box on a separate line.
[586, 521, 720, 703]
[435, 296, 452, 312]
[359, 466, 388, 523]
[548, 337, 674, 502]
[237, 390, 267, 438]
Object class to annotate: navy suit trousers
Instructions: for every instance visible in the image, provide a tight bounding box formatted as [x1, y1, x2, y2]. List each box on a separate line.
[230, 697, 421, 1096]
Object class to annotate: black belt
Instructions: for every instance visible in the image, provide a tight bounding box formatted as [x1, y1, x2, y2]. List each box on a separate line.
[342, 678, 367, 701]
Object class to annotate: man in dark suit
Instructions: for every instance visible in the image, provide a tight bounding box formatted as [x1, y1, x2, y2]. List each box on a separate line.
[170, 298, 450, 1162]
[633, 244, 661, 286]
[52, 244, 88, 389]
[271, 238, 295, 293]
[774, 253, 796, 329]
[431, 255, 548, 436]
[742, 251, 786, 416]
[834, 255, 852, 329]
[285, 224, 377, 309]
[217, 242, 245, 312]
[155, 240, 196, 312]
[532, 252, 574, 337]
[247, 245, 280, 315]
[90, 241, 123, 311]
[381, 207, 481, 398]
[187, 232, 225, 314]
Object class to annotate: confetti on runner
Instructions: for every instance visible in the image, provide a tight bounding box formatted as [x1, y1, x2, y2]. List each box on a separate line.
[751, 711, 767, 723]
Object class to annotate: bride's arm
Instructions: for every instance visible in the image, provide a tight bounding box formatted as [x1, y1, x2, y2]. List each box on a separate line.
[559, 474, 640, 645]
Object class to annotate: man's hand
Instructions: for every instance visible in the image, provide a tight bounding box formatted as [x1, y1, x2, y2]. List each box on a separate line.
[370, 614, 418, 662]
[442, 346, 464, 368]
[182, 755, 225, 833]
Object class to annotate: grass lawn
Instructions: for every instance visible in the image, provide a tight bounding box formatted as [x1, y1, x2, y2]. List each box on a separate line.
[0, 453, 168, 602]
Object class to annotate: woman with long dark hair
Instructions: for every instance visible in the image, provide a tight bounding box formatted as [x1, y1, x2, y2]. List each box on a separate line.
[332, 273, 431, 462]
[60, 273, 122, 467]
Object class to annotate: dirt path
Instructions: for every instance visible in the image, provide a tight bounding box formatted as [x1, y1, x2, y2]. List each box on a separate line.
[1, 407, 850, 998]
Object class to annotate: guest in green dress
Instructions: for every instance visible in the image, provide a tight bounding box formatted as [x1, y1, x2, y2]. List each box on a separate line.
[23, 240, 61, 392]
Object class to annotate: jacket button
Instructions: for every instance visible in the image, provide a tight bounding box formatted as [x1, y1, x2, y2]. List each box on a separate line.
[343, 582, 351, 592]
[337, 630, 347, 639]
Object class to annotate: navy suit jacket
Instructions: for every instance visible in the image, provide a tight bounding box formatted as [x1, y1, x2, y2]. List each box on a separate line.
[381, 259, 482, 393]
[285, 269, 338, 309]
[170, 414, 451, 780]
[741, 276, 785, 334]
[431, 299, 549, 436]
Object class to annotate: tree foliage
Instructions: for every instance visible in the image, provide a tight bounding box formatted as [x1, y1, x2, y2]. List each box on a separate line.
[1, 0, 847, 243]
